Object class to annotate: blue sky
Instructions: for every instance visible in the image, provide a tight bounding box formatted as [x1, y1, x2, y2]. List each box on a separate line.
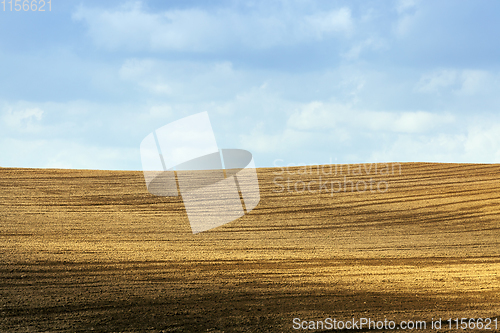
[1, 0, 500, 170]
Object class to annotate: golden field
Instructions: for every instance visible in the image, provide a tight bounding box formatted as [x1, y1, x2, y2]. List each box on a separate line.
[0, 163, 499, 332]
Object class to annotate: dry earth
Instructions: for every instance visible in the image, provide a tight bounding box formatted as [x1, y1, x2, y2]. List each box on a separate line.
[0, 162, 499, 332]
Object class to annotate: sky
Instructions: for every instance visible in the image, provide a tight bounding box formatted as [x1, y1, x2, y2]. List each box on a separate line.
[1, 0, 500, 170]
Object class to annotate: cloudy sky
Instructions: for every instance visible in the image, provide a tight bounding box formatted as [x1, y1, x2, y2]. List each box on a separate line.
[1, 0, 499, 170]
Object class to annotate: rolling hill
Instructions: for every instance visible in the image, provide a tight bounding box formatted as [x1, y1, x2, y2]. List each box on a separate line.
[1, 162, 499, 331]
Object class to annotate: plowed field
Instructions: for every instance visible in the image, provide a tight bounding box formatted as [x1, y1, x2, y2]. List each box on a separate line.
[1, 163, 499, 332]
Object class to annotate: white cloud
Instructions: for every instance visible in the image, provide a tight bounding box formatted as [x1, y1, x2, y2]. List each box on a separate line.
[390, 111, 454, 133]
[463, 124, 500, 162]
[303, 8, 353, 39]
[368, 123, 500, 164]
[415, 69, 494, 95]
[0, 137, 138, 170]
[459, 70, 490, 95]
[240, 126, 312, 154]
[148, 104, 173, 118]
[342, 38, 385, 60]
[118, 58, 243, 99]
[287, 101, 348, 130]
[287, 101, 454, 134]
[394, 0, 421, 37]
[367, 133, 466, 163]
[396, 0, 419, 14]
[3, 106, 44, 133]
[241, 108, 500, 164]
[119, 58, 175, 95]
[0, 99, 174, 169]
[415, 69, 459, 93]
[73, 2, 353, 52]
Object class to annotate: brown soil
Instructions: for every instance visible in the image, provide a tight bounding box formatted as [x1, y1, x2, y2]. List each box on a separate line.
[0, 163, 499, 332]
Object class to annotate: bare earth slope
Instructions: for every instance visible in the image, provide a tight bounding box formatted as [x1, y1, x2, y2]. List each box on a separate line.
[0, 163, 499, 332]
